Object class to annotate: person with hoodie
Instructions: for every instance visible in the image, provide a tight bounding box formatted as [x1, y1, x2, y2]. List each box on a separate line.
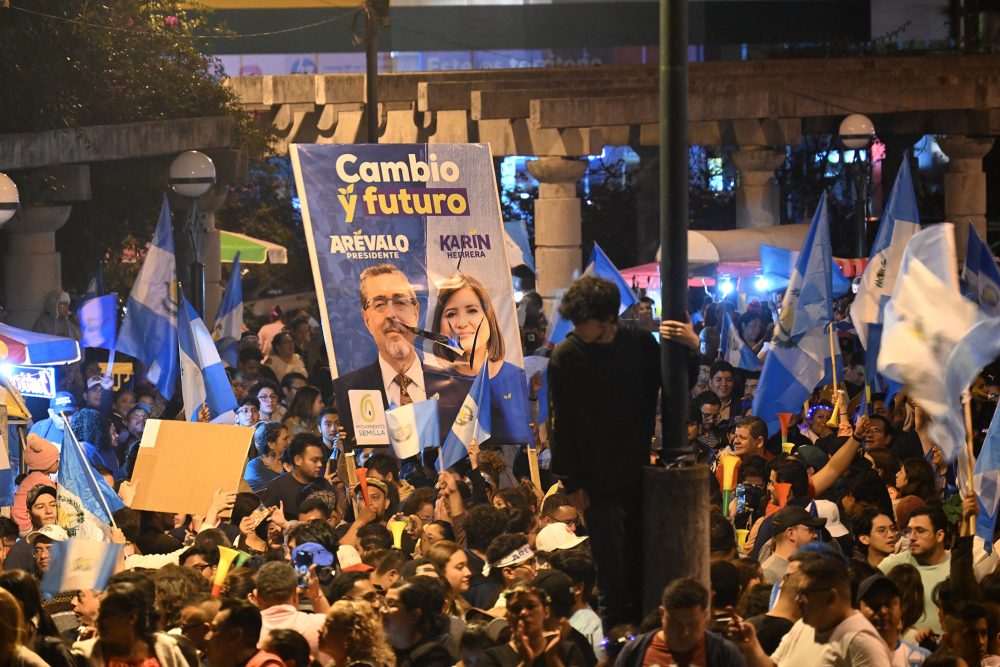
[12, 435, 59, 533]
[70, 407, 121, 481]
[32, 290, 81, 340]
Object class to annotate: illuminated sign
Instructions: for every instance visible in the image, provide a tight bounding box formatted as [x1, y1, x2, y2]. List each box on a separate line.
[3, 365, 56, 399]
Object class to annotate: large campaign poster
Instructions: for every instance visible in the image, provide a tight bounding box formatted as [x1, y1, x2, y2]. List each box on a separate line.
[290, 144, 531, 451]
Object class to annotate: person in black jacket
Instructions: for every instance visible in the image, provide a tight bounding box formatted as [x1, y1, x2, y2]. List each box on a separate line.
[547, 276, 661, 628]
[614, 578, 746, 667]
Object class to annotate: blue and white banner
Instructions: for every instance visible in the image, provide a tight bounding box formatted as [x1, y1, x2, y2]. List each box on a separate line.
[117, 195, 179, 398]
[963, 225, 1000, 317]
[213, 253, 244, 368]
[290, 144, 531, 452]
[179, 296, 238, 421]
[720, 310, 760, 371]
[975, 403, 1000, 554]
[504, 219, 535, 272]
[58, 428, 125, 540]
[78, 294, 118, 351]
[41, 539, 122, 595]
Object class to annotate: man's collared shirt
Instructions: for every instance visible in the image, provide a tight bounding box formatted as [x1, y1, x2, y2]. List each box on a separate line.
[378, 355, 427, 406]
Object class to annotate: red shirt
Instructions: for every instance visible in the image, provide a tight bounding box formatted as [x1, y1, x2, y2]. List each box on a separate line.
[641, 630, 707, 667]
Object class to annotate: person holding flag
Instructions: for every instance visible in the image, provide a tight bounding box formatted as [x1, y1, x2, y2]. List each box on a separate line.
[57, 414, 125, 541]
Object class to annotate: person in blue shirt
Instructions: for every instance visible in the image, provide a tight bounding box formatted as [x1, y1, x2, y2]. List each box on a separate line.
[18, 393, 76, 487]
[430, 272, 532, 446]
[244, 421, 290, 492]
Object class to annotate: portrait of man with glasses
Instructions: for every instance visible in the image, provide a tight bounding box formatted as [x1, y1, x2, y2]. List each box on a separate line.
[332, 262, 472, 446]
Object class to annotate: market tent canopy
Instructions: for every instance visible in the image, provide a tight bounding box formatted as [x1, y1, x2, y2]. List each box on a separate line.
[0, 323, 81, 365]
[220, 230, 288, 264]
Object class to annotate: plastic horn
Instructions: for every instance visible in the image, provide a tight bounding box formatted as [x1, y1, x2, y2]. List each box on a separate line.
[388, 519, 407, 549]
[719, 454, 740, 518]
[864, 383, 872, 416]
[233, 550, 252, 569]
[826, 393, 841, 428]
[356, 467, 371, 506]
[735, 529, 750, 555]
[777, 413, 793, 454]
[212, 546, 240, 597]
[773, 482, 792, 509]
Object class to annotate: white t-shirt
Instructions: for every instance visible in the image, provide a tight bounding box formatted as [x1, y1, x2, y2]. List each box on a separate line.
[771, 612, 892, 667]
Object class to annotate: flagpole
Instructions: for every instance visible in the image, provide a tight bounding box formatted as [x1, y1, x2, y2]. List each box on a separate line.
[59, 412, 119, 530]
[828, 324, 839, 396]
[962, 391, 977, 535]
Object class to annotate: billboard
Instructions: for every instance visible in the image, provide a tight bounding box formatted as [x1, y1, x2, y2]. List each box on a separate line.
[290, 143, 531, 451]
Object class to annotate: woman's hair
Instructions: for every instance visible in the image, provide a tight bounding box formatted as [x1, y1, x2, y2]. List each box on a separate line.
[221, 567, 257, 602]
[899, 458, 938, 503]
[152, 565, 211, 629]
[252, 421, 285, 457]
[100, 582, 158, 647]
[0, 588, 25, 663]
[400, 487, 436, 517]
[265, 628, 313, 667]
[867, 448, 901, 488]
[271, 332, 294, 354]
[393, 576, 449, 640]
[431, 273, 505, 363]
[324, 600, 395, 666]
[0, 570, 60, 638]
[886, 564, 925, 630]
[284, 386, 321, 424]
[425, 541, 463, 596]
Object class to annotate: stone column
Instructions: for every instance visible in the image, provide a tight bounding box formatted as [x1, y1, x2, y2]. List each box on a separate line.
[938, 136, 992, 259]
[4, 205, 72, 329]
[731, 146, 785, 229]
[526, 157, 588, 315]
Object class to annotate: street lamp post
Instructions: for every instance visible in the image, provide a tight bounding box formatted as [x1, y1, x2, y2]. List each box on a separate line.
[838, 114, 876, 258]
[169, 150, 216, 319]
[0, 173, 19, 227]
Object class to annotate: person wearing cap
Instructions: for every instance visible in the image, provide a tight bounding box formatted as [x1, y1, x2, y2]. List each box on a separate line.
[12, 435, 59, 532]
[856, 574, 930, 666]
[733, 554, 891, 666]
[485, 534, 538, 594]
[27, 391, 76, 448]
[760, 506, 826, 584]
[252, 561, 330, 661]
[808, 499, 851, 556]
[82, 374, 114, 416]
[535, 523, 589, 555]
[27, 523, 68, 576]
[4, 485, 58, 574]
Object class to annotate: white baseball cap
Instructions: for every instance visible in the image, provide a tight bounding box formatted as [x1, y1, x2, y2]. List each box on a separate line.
[810, 499, 848, 538]
[26, 524, 69, 545]
[535, 523, 588, 553]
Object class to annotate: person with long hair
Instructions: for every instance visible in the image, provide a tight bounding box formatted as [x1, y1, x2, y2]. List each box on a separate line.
[0, 571, 75, 666]
[73, 581, 189, 666]
[245, 421, 291, 492]
[479, 583, 586, 667]
[430, 273, 532, 446]
[282, 386, 323, 438]
[886, 564, 928, 645]
[382, 577, 453, 667]
[425, 540, 471, 617]
[896, 458, 939, 505]
[0, 588, 47, 666]
[319, 599, 396, 667]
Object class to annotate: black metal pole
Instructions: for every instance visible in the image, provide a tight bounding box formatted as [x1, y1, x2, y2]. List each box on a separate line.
[659, 0, 691, 462]
[365, 1, 379, 144]
[188, 202, 206, 319]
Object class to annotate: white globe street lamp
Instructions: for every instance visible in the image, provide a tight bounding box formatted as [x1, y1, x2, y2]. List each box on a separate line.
[838, 114, 876, 258]
[169, 151, 216, 318]
[0, 172, 20, 227]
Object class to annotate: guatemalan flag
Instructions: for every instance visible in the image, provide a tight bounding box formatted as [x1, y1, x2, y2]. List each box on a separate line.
[213, 252, 244, 368]
[752, 193, 834, 438]
[975, 403, 1000, 554]
[720, 310, 760, 371]
[850, 158, 920, 352]
[41, 539, 122, 596]
[438, 362, 491, 471]
[963, 225, 1000, 317]
[179, 295, 238, 422]
[58, 428, 125, 540]
[117, 195, 179, 398]
[386, 397, 440, 459]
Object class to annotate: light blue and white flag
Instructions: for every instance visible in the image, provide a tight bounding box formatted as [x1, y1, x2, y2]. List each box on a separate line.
[504, 220, 535, 273]
[438, 362, 491, 471]
[850, 158, 920, 351]
[386, 397, 440, 459]
[41, 539, 122, 595]
[213, 253, 244, 368]
[963, 225, 1000, 317]
[547, 243, 637, 345]
[179, 296, 238, 422]
[720, 310, 760, 371]
[57, 427, 125, 540]
[975, 403, 1000, 554]
[752, 194, 834, 437]
[878, 224, 979, 462]
[77, 294, 118, 351]
[117, 195, 179, 398]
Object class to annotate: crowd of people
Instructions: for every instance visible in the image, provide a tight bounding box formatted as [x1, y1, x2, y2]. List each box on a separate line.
[2, 275, 1000, 667]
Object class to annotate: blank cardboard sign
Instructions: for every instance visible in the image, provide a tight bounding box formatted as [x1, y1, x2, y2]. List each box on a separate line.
[130, 420, 253, 516]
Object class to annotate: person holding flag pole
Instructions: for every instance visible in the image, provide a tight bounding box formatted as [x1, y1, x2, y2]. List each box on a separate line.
[58, 412, 124, 542]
